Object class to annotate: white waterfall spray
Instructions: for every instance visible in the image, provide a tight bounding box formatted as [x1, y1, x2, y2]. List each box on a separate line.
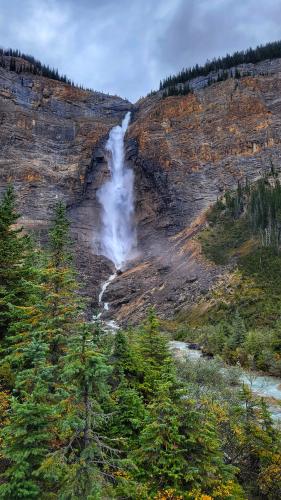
[97, 111, 136, 270]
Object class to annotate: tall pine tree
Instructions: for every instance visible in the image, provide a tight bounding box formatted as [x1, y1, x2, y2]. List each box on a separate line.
[0, 185, 34, 342]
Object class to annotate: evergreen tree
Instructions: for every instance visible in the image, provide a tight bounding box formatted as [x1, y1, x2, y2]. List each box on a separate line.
[132, 380, 185, 496]
[232, 386, 281, 498]
[138, 308, 170, 368]
[1, 184, 280, 498]
[179, 398, 242, 499]
[0, 335, 56, 498]
[160, 39, 281, 92]
[110, 376, 147, 445]
[227, 310, 247, 350]
[0, 185, 33, 342]
[0, 200, 84, 497]
[112, 329, 139, 385]
[41, 323, 113, 498]
[41, 202, 82, 366]
[137, 308, 172, 400]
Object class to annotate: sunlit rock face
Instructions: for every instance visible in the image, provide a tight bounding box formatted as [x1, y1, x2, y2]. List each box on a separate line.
[2, 57, 281, 323]
[0, 63, 131, 222]
[0, 61, 132, 302]
[112, 62, 281, 323]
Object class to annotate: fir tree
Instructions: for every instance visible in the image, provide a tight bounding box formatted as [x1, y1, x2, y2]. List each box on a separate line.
[138, 308, 170, 368]
[137, 308, 172, 400]
[0, 335, 56, 498]
[132, 380, 185, 496]
[0, 185, 34, 342]
[227, 310, 247, 350]
[112, 329, 139, 385]
[159, 39, 281, 91]
[110, 376, 147, 445]
[42, 202, 82, 366]
[41, 323, 113, 498]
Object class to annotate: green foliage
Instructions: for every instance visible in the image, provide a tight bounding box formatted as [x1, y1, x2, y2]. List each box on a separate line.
[224, 311, 247, 352]
[42, 202, 83, 366]
[0, 186, 280, 498]
[234, 386, 281, 498]
[194, 172, 281, 375]
[162, 84, 191, 99]
[200, 216, 249, 264]
[110, 378, 147, 444]
[136, 308, 174, 401]
[0, 185, 35, 342]
[112, 329, 139, 383]
[249, 176, 281, 248]
[40, 324, 114, 499]
[160, 39, 281, 91]
[177, 356, 281, 499]
[0, 335, 56, 498]
[138, 308, 170, 368]
[0, 47, 76, 86]
[201, 174, 281, 264]
[132, 384, 185, 493]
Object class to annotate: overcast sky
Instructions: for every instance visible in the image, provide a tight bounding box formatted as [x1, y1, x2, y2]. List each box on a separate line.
[1, 0, 281, 102]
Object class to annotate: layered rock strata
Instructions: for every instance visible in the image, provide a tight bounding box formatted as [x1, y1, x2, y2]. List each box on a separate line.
[1, 58, 281, 322]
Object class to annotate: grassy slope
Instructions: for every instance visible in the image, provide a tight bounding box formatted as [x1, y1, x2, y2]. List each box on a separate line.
[170, 185, 281, 375]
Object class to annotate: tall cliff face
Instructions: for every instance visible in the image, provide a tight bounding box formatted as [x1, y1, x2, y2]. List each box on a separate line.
[0, 62, 132, 300]
[1, 58, 281, 323]
[110, 61, 281, 323]
[0, 64, 131, 220]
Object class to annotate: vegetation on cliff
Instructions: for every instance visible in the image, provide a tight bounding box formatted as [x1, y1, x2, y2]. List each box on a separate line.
[0, 47, 87, 88]
[182, 169, 281, 376]
[0, 186, 280, 499]
[160, 39, 281, 91]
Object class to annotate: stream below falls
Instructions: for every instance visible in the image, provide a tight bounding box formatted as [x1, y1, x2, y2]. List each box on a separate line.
[94, 273, 281, 424]
[170, 341, 281, 423]
[93, 272, 119, 331]
[94, 273, 281, 423]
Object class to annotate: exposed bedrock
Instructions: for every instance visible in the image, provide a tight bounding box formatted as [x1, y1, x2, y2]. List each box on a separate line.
[2, 58, 281, 323]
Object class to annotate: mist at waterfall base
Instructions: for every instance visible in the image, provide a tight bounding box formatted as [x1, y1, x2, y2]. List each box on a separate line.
[97, 111, 137, 271]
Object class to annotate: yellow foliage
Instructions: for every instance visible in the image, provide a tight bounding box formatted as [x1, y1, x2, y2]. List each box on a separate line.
[212, 480, 237, 498]
[187, 490, 213, 500]
[209, 402, 228, 423]
[154, 489, 183, 500]
[0, 390, 10, 453]
[258, 453, 281, 494]
[0, 391, 10, 414]
[232, 424, 245, 443]
[114, 469, 130, 480]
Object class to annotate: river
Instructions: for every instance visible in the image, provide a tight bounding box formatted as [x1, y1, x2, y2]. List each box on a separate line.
[170, 340, 281, 423]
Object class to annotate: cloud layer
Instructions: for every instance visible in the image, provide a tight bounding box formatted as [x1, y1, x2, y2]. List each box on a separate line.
[1, 0, 281, 101]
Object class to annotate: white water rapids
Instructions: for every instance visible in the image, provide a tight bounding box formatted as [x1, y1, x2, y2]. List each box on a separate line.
[170, 341, 281, 423]
[94, 271, 119, 329]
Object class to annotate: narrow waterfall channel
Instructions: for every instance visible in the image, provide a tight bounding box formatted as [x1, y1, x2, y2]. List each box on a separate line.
[98, 272, 117, 312]
[97, 111, 136, 271]
[96, 111, 136, 319]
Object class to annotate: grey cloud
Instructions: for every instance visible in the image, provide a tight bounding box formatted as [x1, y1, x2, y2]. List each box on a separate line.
[0, 0, 280, 101]
[155, 0, 281, 79]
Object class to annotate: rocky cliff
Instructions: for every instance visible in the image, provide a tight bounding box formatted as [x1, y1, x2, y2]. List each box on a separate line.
[0, 61, 132, 300]
[107, 59, 281, 323]
[1, 57, 281, 324]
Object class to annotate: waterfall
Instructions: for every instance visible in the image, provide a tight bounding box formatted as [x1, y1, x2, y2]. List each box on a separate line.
[97, 111, 136, 270]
